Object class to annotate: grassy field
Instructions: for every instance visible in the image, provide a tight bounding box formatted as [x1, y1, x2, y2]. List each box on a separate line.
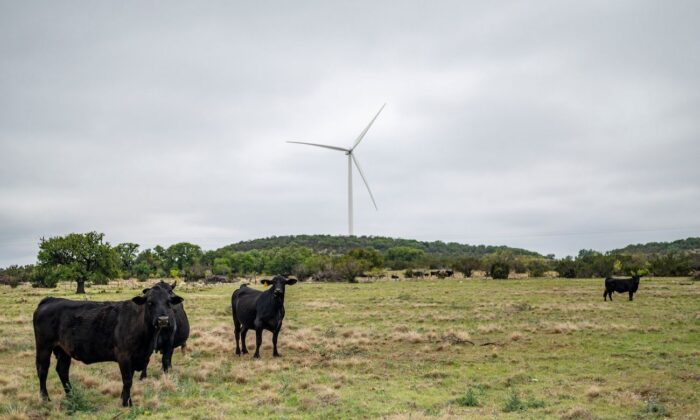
[0, 277, 698, 419]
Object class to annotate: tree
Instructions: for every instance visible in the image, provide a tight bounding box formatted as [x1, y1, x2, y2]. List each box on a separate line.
[452, 257, 481, 278]
[165, 242, 203, 272]
[36, 232, 119, 293]
[490, 262, 510, 279]
[384, 247, 425, 269]
[115, 242, 140, 278]
[347, 248, 384, 268]
[555, 257, 577, 278]
[333, 255, 370, 283]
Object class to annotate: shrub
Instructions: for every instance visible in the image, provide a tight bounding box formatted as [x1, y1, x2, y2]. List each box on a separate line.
[455, 388, 480, 407]
[503, 392, 525, 412]
[490, 262, 510, 279]
[61, 384, 95, 415]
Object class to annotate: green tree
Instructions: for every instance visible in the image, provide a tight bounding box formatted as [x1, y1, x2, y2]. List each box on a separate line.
[333, 255, 370, 283]
[490, 261, 510, 279]
[347, 248, 384, 268]
[114, 242, 140, 278]
[384, 247, 425, 269]
[451, 257, 481, 278]
[165, 242, 203, 271]
[36, 232, 119, 293]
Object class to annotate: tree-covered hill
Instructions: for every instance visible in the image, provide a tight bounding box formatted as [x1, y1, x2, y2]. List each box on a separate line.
[611, 237, 700, 255]
[218, 234, 541, 257]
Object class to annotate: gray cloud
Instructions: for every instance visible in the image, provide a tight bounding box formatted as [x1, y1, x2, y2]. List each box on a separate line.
[2, 1, 699, 266]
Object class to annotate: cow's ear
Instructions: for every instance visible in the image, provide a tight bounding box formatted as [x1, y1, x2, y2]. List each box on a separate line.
[170, 295, 183, 305]
[132, 295, 147, 305]
[171, 281, 177, 290]
[261, 279, 272, 286]
[142, 288, 151, 295]
[286, 278, 297, 286]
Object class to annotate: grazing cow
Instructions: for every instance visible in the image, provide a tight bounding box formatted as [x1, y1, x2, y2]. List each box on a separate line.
[430, 270, 440, 277]
[413, 271, 424, 278]
[391, 274, 399, 280]
[604, 275, 641, 301]
[33, 287, 183, 406]
[444, 269, 454, 278]
[140, 281, 189, 379]
[232, 275, 297, 358]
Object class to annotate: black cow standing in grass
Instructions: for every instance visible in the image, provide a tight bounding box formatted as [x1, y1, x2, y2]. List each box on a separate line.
[32, 287, 183, 406]
[140, 281, 189, 379]
[232, 275, 297, 358]
[604, 275, 641, 301]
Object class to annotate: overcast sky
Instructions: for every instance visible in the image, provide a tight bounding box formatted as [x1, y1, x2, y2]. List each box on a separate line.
[1, 1, 699, 266]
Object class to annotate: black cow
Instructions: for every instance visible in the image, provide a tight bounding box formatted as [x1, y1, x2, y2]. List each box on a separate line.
[33, 287, 183, 406]
[444, 269, 454, 278]
[604, 275, 641, 301]
[140, 281, 189, 380]
[232, 275, 297, 358]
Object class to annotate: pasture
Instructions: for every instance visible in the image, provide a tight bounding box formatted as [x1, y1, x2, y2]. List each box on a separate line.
[0, 277, 698, 419]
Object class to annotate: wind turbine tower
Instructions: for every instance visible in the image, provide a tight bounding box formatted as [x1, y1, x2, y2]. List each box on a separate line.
[288, 104, 385, 236]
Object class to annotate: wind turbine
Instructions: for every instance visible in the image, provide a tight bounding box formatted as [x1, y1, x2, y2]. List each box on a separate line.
[288, 104, 385, 236]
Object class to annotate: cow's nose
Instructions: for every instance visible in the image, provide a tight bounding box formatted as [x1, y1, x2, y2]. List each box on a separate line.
[274, 289, 282, 296]
[157, 316, 169, 327]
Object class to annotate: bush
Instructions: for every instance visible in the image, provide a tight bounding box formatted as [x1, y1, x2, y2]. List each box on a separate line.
[455, 388, 480, 407]
[31, 266, 65, 288]
[490, 262, 510, 279]
[452, 257, 480, 278]
[0, 275, 19, 288]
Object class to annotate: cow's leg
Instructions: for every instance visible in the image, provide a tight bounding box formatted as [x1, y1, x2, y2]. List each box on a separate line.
[629, 291, 634, 301]
[53, 348, 72, 394]
[36, 346, 52, 401]
[272, 328, 281, 357]
[234, 319, 242, 356]
[604, 290, 608, 301]
[140, 358, 149, 380]
[253, 328, 263, 359]
[162, 346, 174, 373]
[240, 326, 249, 354]
[118, 360, 134, 407]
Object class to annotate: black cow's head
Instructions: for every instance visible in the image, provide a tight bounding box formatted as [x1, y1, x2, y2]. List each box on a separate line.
[132, 285, 184, 329]
[261, 275, 297, 300]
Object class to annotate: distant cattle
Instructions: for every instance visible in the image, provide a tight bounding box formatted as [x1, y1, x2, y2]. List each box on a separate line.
[232, 275, 297, 358]
[204, 275, 231, 284]
[391, 274, 399, 280]
[33, 287, 184, 406]
[604, 275, 641, 301]
[140, 281, 190, 379]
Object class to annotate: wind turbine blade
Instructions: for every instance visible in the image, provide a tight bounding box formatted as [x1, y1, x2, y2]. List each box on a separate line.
[350, 103, 386, 151]
[286, 141, 349, 152]
[351, 154, 378, 210]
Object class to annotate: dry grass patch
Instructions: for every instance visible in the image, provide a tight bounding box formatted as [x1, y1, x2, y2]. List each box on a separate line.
[586, 385, 601, 400]
[509, 331, 524, 341]
[477, 323, 504, 334]
[313, 384, 339, 404]
[560, 407, 598, 419]
[98, 381, 122, 398]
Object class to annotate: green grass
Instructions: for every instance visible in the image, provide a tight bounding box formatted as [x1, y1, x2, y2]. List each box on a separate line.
[0, 277, 698, 418]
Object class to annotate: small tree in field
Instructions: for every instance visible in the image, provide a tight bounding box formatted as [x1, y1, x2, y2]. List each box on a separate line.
[36, 232, 119, 293]
[490, 262, 510, 279]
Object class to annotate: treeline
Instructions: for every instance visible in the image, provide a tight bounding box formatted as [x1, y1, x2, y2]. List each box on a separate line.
[219, 235, 541, 257]
[1, 232, 699, 292]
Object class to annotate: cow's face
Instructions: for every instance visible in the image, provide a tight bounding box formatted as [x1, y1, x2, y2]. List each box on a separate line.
[132, 286, 183, 329]
[261, 275, 297, 300]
